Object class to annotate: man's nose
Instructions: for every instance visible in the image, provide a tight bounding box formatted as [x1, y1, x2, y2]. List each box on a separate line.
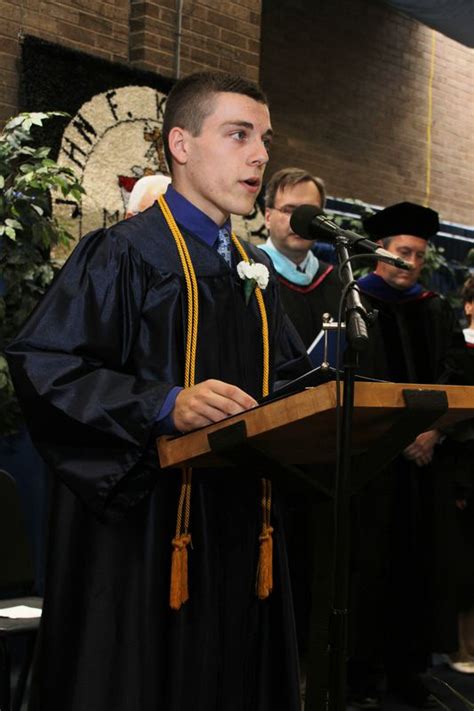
[249, 139, 269, 166]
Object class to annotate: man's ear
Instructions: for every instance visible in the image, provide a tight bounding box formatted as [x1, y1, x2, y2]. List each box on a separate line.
[168, 127, 189, 166]
[264, 207, 272, 231]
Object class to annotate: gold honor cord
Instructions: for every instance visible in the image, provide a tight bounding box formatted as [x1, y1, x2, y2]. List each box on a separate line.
[159, 194, 197, 610]
[158, 195, 199, 387]
[230, 234, 273, 599]
[158, 196, 273, 608]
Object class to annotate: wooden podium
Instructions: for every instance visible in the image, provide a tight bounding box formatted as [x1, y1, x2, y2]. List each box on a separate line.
[158, 381, 473, 485]
[157, 381, 474, 710]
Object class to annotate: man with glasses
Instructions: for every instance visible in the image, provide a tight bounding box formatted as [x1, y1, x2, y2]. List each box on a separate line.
[259, 167, 340, 349]
[259, 168, 342, 692]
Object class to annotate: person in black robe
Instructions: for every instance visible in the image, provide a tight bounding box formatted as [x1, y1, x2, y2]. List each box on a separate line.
[430, 276, 474, 673]
[258, 168, 342, 685]
[347, 202, 466, 706]
[259, 166, 341, 350]
[6, 72, 310, 711]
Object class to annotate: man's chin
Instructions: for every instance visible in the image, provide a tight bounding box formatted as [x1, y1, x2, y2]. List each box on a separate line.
[392, 278, 418, 290]
[292, 253, 309, 263]
[229, 193, 261, 217]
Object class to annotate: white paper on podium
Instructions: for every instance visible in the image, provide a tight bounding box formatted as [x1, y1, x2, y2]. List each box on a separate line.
[0, 605, 42, 619]
[307, 326, 346, 368]
[307, 329, 324, 355]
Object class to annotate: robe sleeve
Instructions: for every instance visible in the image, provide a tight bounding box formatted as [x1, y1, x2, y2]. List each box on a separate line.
[273, 311, 312, 383]
[6, 227, 174, 521]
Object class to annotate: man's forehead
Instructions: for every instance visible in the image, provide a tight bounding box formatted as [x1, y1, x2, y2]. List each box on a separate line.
[207, 91, 271, 124]
[389, 234, 428, 249]
[277, 180, 321, 204]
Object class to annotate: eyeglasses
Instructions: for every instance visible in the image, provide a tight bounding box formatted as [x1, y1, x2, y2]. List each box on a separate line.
[270, 205, 296, 217]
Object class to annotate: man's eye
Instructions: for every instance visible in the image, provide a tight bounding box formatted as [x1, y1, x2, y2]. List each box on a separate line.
[232, 130, 247, 141]
[263, 138, 272, 150]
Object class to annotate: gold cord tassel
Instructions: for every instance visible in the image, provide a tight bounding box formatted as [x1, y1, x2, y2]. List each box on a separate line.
[257, 478, 273, 600]
[231, 234, 274, 601]
[170, 467, 192, 610]
[159, 195, 198, 611]
[170, 532, 191, 609]
[232, 239, 273, 600]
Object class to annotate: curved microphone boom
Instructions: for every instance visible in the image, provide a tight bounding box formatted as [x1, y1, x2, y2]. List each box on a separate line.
[290, 205, 413, 271]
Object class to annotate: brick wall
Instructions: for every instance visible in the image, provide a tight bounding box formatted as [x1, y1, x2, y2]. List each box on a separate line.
[0, 0, 262, 125]
[130, 0, 261, 81]
[0, 0, 130, 123]
[0, 0, 472, 225]
[260, 0, 474, 225]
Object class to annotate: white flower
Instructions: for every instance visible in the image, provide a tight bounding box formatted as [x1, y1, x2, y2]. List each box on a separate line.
[237, 260, 269, 290]
[237, 259, 269, 305]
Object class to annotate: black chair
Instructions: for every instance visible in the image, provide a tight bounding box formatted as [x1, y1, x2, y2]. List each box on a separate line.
[0, 468, 42, 711]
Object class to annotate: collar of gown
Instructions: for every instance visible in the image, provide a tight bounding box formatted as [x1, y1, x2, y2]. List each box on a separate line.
[258, 238, 319, 286]
[357, 272, 425, 303]
[163, 185, 232, 249]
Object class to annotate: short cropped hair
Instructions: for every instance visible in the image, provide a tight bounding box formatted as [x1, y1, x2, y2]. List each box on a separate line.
[162, 71, 268, 173]
[461, 276, 474, 304]
[264, 167, 326, 209]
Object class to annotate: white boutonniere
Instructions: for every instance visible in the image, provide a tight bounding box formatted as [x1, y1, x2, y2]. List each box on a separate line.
[237, 260, 269, 305]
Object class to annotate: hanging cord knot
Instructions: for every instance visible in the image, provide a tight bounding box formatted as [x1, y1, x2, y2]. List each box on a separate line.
[259, 527, 274, 545]
[171, 533, 192, 551]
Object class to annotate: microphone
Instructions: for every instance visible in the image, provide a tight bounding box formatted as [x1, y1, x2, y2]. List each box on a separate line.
[290, 205, 413, 271]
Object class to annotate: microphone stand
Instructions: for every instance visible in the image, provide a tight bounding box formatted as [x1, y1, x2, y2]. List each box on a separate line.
[327, 236, 372, 711]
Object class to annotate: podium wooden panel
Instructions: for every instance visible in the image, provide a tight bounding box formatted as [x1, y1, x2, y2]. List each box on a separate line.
[157, 380, 474, 711]
[157, 381, 474, 469]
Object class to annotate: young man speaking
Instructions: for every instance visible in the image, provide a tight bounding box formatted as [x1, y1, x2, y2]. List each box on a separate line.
[7, 73, 308, 711]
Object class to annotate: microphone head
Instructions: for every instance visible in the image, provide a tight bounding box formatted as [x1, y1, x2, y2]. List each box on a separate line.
[289, 205, 325, 240]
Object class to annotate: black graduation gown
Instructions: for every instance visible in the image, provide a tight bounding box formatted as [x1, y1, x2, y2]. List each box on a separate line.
[6, 204, 309, 711]
[348, 284, 466, 684]
[277, 262, 341, 349]
[273, 264, 341, 665]
[356, 289, 464, 384]
[429, 342, 474, 652]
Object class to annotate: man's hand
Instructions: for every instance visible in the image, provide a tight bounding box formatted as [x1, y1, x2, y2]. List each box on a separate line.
[403, 429, 442, 467]
[172, 379, 258, 433]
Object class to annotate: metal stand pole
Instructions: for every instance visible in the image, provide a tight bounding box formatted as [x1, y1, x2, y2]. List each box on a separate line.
[327, 237, 370, 711]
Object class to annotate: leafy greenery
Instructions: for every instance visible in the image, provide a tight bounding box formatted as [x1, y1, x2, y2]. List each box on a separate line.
[0, 112, 84, 435]
[466, 248, 474, 268]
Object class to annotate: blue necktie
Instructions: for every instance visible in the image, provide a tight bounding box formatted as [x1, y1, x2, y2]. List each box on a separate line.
[217, 228, 232, 266]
